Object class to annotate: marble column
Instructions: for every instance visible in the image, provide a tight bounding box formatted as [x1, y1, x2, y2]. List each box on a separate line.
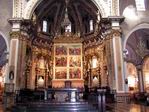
[136, 65, 144, 92]
[109, 16, 125, 92]
[3, 18, 30, 109]
[3, 19, 21, 109]
[8, 19, 29, 90]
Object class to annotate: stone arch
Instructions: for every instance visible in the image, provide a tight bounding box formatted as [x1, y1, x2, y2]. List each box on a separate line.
[0, 31, 9, 84]
[0, 32, 9, 53]
[90, 0, 107, 17]
[142, 56, 149, 92]
[123, 23, 149, 49]
[23, 0, 107, 19]
[126, 62, 138, 92]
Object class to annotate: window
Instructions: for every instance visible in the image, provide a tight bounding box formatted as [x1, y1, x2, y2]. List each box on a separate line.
[146, 40, 149, 49]
[135, 0, 146, 11]
[65, 23, 71, 32]
[89, 20, 94, 32]
[42, 20, 47, 32]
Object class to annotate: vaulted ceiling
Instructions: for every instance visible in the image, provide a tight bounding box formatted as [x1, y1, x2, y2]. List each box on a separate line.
[0, 35, 7, 67]
[34, 0, 99, 36]
[126, 29, 149, 65]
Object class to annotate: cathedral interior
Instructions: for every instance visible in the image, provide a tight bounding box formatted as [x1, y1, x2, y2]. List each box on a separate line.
[0, 0, 149, 111]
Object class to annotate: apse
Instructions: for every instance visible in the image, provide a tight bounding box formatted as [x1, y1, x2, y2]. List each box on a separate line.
[33, 0, 100, 37]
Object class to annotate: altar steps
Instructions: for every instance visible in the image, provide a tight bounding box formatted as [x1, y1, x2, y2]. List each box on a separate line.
[12, 102, 98, 112]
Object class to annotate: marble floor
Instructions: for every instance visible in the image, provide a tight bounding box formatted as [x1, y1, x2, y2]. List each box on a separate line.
[107, 103, 149, 112]
[0, 103, 148, 112]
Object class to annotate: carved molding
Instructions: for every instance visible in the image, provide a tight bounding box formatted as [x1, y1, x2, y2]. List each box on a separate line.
[24, 0, 41, 19]
[10, 31, 30, 41]
[111, 29, 121, 37]
[111, 0, 119, 16]
[13, 0, 120, 19]
[83, 18, 112, 49]
[13, 0, 20, 17]
[10, 31, 20, 39]
[53, 32, 83, 43]
[32, 33, 53, 49]
[23, 0, 108, 19]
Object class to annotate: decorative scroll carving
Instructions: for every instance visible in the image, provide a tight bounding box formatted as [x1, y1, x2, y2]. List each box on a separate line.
[111, 0, 119, 16]
[32, 33, 53, 49]
[10, 31, 20, 39]
[53, 32, 83, 43]
[9, 19, 36, 40]
[10, 31, 30, 41]
[111, 29, 121, 37]
[83, 18, 111, 49]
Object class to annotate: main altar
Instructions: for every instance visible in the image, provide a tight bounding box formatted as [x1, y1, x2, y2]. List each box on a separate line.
[52, 32, 84, 88]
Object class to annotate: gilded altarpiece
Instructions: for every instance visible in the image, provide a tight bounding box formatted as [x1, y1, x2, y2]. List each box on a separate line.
[52, 33, 84, 88]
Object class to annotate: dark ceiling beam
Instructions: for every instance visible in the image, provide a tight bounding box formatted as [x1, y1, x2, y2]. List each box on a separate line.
[53, 4, 61, 33]
[55, 6, 65, 35]
[74, 2, 96, 20]
[80, 0, 97, 17]
[80, 5, 96, 20]
[74, 4, 84, 34]
[37, 0, 55, 18]
[69, 6, 80, 33]
[38, 4, 58, 20]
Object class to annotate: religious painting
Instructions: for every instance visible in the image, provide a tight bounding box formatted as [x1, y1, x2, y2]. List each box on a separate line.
[69, 45, 81, 55]
[55, 45, 67, 55]
[55, 69, 67, 79]
[69, 68, 81, 79]
[55, 57, 67, 67]
[69, 57, 81, 67]
[54, 43, 82, 81]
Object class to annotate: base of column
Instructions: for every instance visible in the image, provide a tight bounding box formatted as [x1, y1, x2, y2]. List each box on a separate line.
[3, 92, 15, 110]
[115, 92, 131, 103]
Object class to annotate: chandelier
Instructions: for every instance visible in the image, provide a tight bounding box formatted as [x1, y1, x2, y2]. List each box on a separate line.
[135, 38, 147, 59]
[61, 0, 71, 28]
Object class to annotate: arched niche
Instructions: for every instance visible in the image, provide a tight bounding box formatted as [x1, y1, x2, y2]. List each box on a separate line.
[126, 62, 138, 92]
[143, 57, 149, 92]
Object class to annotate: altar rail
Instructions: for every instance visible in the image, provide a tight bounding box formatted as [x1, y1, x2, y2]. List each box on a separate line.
[14, 88, 106, 112]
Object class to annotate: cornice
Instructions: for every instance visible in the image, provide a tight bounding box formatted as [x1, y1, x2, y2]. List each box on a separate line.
[108, 16, 125, 23]
[8, 18, 24, 25]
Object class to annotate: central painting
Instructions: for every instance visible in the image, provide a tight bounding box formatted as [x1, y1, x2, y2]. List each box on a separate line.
[54, 44, 82, 80]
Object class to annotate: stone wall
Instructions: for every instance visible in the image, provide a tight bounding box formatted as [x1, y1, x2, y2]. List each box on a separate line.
[0, 0, 12, 42]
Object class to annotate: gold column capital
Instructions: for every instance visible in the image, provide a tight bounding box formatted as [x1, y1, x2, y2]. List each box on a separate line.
[111, 29, 122, 37]
[10, 31, 20, 39]
[10, 31, 29, 41]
